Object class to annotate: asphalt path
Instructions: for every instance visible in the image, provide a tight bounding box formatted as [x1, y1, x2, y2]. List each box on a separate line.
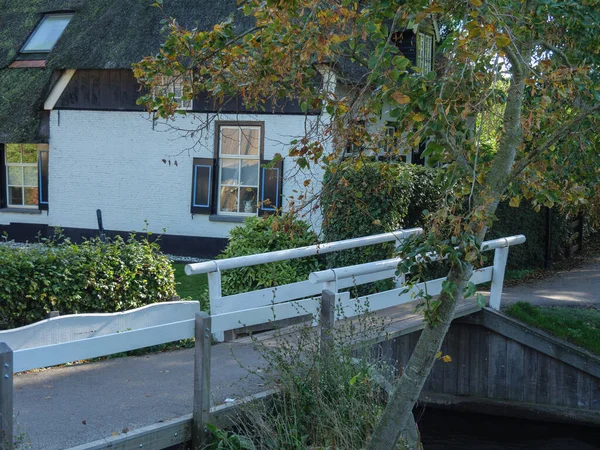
[13, 341, 265, 450]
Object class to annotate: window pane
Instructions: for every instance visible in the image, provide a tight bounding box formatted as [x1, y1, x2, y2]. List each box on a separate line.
[7, 167, 22, 186]
[24, 188, 39, 206]
[241, 128, 260, 155]
[5, 145, 21, 163]
[22, 14, 73, 52]
[220, 128, 239, 155]
[220, 159, 239, 185]
[8, 187, 23, 206]
[193, 165, 211, 207]
[220, 186, 239, 213]
[22, 145, 38, 163]
[240, 160, 259, 186]
[24, 166, 38, 186]
[240, 187, 258, 214]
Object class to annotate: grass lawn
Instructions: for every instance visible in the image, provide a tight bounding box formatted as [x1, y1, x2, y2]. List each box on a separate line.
[505, 302, 600, 355]
[172, 262, 209, 301]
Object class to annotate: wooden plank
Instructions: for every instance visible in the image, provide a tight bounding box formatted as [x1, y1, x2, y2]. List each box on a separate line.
[506, 340, 525, 402]
[90, 70, 101, 108]
[577, 371, 592, 409]
[110, 70, 122, 109]
[548, 358, 564, 406]
[536, 353, 551, 405]
[193, 312, 211, 449]
[479, 309, 600, 378]
[67, 74, 79, 106]
[442, 327, 458, 395]
[320, 290, 335, 363]
[523, 346, 538, 404]
[13, 318, 195, 372]
[211, 297, 319, 334]
[79, 70, 91, 108]
[0, 343, 13, 450]
[487, 331, 508, 400]
[562, 364, 580, 408]
[456, 325, 470, 395]
[468, 325, 483, 396]
[99, 70, 111, 109]
[592, 378, 600, 411]
[0, 301, 200, 351]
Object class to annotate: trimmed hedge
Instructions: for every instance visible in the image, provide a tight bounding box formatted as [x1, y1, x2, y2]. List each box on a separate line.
[321, 160, 442, 270]
[487, 200, 572, 269]
[0, 235, 176, 330]
[219, 213, 324, 296]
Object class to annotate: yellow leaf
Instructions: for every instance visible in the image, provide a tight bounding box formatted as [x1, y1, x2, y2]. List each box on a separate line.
[412, 113, 425, 122]
[391, 92, 411, 105]
[436, 351, 442, 360]
[495, 33, 511, 47]
[509, 197, 520, 207]
[470, 0, 483, 6]
[372, 219, 382, 226]
[442, 355, 452, 363]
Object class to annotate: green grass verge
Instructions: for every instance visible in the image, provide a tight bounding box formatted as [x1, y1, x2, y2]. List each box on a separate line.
[172, 262, 209, 301]
[505, 302, 600, 355]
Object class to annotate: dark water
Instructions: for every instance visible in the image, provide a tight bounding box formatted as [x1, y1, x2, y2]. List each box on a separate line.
[417, 408, 600, 450]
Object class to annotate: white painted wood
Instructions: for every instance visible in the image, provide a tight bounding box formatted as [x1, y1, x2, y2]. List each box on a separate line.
[335, 267, 493, 320]
[12, 319, 195, 373]
[489, 247, 509, 310]
[218, 270, 397, 314]
[186, 228, 423, 275]
[207, 271, 224, 341]
[211, 298, 320, 333]
[481, 235, 526, 251]
[0, 301, 200, 351]
[43, 69, 76, 110]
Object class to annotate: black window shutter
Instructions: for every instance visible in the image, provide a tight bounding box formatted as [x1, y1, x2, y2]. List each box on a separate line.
[39, 149, 49, 210]
[191, 157, 215, 214]
[0, 145, 5, 209]
[258, 158, 284, 216]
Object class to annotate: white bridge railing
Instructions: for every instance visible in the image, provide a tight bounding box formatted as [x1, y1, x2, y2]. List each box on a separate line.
[0, 230, 525, 450]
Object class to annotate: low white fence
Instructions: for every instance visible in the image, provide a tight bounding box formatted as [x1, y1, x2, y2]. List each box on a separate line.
[0, 230, 525, 450]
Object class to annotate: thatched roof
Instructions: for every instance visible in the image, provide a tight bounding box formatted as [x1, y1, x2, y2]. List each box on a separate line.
[0, 0, 246, 142]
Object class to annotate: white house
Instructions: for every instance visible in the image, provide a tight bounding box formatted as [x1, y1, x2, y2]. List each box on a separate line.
[0, 0, 435, 257]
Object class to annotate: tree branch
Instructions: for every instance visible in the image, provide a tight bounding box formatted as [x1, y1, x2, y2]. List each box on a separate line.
[541, 41, 572, 67]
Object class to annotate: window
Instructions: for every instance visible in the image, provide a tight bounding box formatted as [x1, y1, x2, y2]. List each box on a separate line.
[154, 76, 193, 110]
[0, 144, 49, 210]
[345, 120, 367, 154]
[379, 125, 410, 163]
[416, 32, 434, 74]
[190, 122, 283, 217]
[21, 14, 73, 53]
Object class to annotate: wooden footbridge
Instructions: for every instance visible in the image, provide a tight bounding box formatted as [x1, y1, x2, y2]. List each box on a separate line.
[1, 229, 599, 450]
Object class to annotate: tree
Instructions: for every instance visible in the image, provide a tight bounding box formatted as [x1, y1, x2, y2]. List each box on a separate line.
[134, 0, 600, 448]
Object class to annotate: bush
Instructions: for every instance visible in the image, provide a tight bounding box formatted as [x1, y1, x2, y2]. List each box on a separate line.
[0, 235, 176, 329]
[487, 200, 572, 269]
[321, 159, 442, 291]
[219, 213, 324, 296]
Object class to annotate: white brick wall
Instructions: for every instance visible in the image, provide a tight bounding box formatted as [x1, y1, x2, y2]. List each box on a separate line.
[1, 110, 325, 239]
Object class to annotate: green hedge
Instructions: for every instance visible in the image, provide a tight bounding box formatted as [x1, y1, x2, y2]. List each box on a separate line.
[487, 200, 572, 269]
[321, 160, 442, 269]
[219, 213, 324, 296]
[0, 235, 176, 330]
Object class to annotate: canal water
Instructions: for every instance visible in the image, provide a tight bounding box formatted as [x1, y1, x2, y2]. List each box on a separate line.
[418, 408, 600, 449]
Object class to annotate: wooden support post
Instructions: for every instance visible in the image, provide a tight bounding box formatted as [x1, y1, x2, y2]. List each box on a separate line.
[192, 312, 211, 450]
[0, 343, 13, 450]
[489, 246, 509, 310]
[207, 271, 225, 342]
[320, 289, 336, 363]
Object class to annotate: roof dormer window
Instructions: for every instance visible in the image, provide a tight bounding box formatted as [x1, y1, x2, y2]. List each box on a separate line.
[21, 13, 73, 53]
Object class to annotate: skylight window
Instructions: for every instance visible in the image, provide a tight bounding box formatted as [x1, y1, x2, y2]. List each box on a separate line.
[21, 14, 73, 53]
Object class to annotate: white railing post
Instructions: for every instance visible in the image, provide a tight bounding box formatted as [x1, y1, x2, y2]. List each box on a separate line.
[207, 271, 224, 341]
[0, 343, 13, 450]
[489, 246, 509, 310]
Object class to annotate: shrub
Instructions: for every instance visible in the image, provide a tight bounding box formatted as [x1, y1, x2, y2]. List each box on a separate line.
[487, 200, 572, 269]
[321, 159, 442, 292]
[0, 235, 176, 329]
[219, 213, 323, 296]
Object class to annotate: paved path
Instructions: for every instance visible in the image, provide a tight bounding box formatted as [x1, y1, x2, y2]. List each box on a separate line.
[13, 341, 265, 450]
[501, 261, 600, 308]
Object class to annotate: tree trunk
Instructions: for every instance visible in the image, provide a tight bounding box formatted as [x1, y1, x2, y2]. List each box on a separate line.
[366, 262, 473, 450]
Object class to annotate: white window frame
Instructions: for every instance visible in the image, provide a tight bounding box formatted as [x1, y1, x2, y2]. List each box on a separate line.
[154, 75, 193, 110]
[416, 32, 434, 74]
[217, 125, 262, 216]
[5, 144, 39, 209]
